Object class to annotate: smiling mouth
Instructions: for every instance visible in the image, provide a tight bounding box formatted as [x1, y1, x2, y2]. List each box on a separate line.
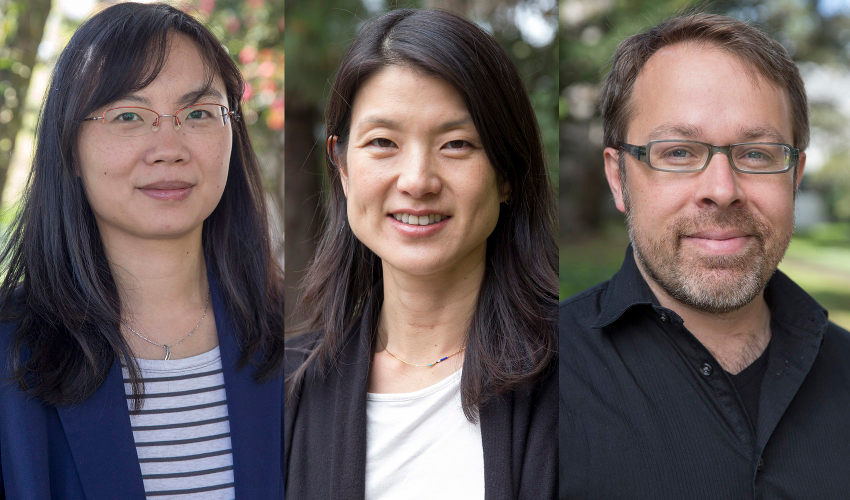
[391, 213, 449, 226]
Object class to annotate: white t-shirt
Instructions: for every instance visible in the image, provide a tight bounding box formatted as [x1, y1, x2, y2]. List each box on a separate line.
[365, 369, 485, 500]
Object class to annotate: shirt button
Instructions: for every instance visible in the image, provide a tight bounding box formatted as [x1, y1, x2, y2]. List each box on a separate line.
[758, 457, 764, 471]
[659, 313, 668, 322]
[700, 363, 713, 376]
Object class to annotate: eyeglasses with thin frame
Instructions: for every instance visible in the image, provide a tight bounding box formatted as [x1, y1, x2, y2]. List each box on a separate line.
[619, 140, 799, 174]
[83, 103, 238, 137]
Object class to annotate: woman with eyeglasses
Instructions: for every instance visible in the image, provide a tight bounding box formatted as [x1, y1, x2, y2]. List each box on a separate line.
[284, 9, 557, 499]
[0, 3, 284, 499]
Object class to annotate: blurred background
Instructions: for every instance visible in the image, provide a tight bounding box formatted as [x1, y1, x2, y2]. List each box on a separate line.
[559, 0, 850, 329]
[285, 0, 558, 327]
[0, 0, 284, 255]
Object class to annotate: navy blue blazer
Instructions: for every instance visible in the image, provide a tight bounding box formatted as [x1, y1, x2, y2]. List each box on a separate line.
[0, 273, 284, 499]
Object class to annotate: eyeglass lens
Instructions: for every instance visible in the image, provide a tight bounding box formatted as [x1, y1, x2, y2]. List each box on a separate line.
[648, 141, 790, 172]
[100, 105, 228, 136]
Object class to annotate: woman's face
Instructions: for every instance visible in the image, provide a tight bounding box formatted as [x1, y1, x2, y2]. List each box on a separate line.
[76, 34, 231, 245]
[340, 65, 504, 279]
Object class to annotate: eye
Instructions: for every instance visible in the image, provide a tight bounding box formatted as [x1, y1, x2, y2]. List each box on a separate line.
[666, 148, 693, 158]
[114, 112, 142, 122]
[368, 138, 396, 148]
[443, 140, 471, 149]
[185, 107, 216, 120]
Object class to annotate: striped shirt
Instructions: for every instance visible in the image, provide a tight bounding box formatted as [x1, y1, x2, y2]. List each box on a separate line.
[123, 346, 235, 500]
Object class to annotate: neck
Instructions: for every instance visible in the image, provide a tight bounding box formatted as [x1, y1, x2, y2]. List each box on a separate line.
[636, 259, 771, 374]
[377, 257, 484, 364]
[102, 228, 215, 359]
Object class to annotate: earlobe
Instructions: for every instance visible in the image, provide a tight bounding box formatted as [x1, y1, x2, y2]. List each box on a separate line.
[501, 180, 512, 204]
[603, 147, 627, 214]
[328, 136, 348, 197]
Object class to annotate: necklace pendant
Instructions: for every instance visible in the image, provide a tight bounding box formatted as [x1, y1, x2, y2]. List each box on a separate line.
[164, 346, 171, 361]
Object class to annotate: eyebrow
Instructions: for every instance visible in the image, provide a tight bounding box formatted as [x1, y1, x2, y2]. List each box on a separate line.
[646, 123, 789, 144]
[647, 124, 705, 141]
[119, 87, 226, 109]
[355, 115, 475, 133]
[734, 126, 788, 144]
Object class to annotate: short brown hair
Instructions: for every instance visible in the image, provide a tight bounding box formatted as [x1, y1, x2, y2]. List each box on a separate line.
[601, 12, 808, 151]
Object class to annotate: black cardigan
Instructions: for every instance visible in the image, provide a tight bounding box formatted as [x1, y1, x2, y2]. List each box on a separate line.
[284, 292, 557, 499]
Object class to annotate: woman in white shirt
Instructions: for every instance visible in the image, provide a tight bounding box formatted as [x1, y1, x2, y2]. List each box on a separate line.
[285, 8, 557, 500]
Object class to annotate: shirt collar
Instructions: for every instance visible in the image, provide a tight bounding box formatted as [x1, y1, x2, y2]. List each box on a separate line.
[593, 244, 831, 336]
[593, 245, 663, 329]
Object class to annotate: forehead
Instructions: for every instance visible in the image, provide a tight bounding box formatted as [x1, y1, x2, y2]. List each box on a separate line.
[100, 33, 227, 110]
[349, 65, 470, 130]
[627, 42, 793, 144]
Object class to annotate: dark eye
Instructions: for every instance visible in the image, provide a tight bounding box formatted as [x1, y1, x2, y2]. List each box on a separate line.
[668, 149, 692, 158]
[443, 140, 470, 149]
[369, 138, 396, 148]
[186, 109, 212, 120]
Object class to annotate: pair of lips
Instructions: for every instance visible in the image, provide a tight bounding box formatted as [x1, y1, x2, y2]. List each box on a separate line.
[683, 229, 754, 254]
[139, 181, 194, 190]
[392, 213, 449, 226]
[138, 181, 194, 201]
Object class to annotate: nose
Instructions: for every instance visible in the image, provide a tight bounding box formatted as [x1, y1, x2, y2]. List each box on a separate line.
[396, 146, 441, 198]
[143, 116, 190, 165]
[693, 151, 747, 209]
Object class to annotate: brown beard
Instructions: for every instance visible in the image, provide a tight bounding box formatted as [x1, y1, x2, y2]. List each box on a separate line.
[627, 204, 793, 314]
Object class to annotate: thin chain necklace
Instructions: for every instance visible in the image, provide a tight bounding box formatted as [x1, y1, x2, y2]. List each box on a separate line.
[380, 335, 466, 368]
[122, 289, 210, 360]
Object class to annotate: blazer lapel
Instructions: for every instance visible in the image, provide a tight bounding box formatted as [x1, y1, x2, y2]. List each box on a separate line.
[211, 273, 283, 499]
[56, 359, 147, 499]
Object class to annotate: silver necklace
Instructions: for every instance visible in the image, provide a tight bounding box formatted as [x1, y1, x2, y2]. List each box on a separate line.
[122, 289, 210, 360]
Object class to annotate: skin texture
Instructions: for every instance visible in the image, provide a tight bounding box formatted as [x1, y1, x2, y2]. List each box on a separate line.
[77, 34, 231, 245]
[335, 65, 506, 392]
[76, 34, 232, 359]
[603, 42, 806, 373]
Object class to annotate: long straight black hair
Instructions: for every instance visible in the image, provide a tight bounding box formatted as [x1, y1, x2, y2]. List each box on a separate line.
[0, 2, 284, 409]
[286, 9, 558, 421]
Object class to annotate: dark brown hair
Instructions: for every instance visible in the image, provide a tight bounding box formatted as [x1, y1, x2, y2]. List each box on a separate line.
[286, 9, 557, 421]
[601, 12, 809, 151]
[1, 2, 284, 409]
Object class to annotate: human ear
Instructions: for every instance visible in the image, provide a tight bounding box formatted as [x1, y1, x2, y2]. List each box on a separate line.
[603, 146, 627, 214]
[500, 179, 512, 204]
[328, 136, 348, 197]
[795, 151, 807, 188]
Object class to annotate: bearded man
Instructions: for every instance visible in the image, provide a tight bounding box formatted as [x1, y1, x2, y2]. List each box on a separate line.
[559, 13, 850, 499]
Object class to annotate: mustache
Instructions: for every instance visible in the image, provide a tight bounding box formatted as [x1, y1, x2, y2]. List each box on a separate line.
[672, 207, 771, 241]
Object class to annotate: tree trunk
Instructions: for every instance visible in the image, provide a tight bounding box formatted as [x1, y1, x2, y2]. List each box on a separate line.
[284, 100, 322, 329]
[0, 0, 52, 207]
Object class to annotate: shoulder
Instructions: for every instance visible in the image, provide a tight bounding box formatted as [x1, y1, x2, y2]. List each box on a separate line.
[821, 320, 850, 355]
[0, 316, 21, 373]
[284, 330, 323, 376]
[559, 280, 611, 337]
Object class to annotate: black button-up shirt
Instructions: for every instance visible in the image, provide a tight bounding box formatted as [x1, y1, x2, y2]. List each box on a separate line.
[559, 246, 850, 499]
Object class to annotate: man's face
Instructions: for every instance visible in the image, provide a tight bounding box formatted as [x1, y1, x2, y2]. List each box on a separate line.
[603, 42, 805, 314]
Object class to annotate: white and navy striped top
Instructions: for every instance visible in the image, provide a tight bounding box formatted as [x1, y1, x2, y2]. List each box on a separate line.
[123, 346, 235, 500]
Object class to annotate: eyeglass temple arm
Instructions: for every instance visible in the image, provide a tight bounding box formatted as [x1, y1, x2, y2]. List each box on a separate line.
[618, 142, 646, 162]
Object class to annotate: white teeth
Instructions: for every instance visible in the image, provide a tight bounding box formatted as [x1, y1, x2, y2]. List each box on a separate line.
[392, 213, 447, 226]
